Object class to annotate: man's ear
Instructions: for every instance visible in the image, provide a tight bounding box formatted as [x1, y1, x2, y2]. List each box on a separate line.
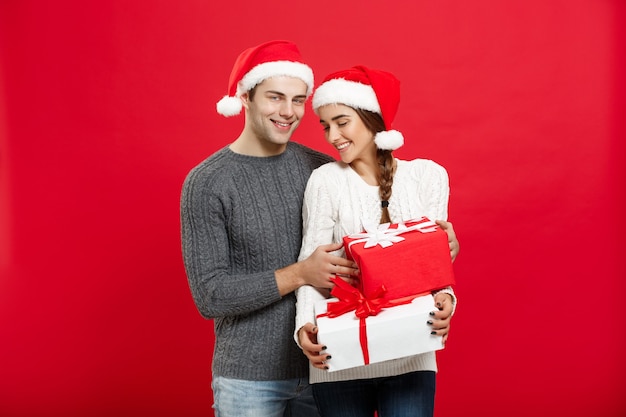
[240, 92, 250, 110]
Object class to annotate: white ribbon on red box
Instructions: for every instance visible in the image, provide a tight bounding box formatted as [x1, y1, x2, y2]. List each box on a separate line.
[347, 217, 438, 253]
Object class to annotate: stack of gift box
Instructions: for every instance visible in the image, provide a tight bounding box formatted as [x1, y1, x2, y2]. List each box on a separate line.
[314, 217, 455, 372]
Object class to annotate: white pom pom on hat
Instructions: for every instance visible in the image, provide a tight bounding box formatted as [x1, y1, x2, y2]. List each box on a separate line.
[312, 65, 404, 151]
[374, 130, 404, 150]
[216, 40, 314, 117]
[216, 96, 243, 117]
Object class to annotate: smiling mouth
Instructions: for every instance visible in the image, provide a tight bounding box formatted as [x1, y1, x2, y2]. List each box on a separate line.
[336, 142, 350, 151]
[272, 120, 292, 129]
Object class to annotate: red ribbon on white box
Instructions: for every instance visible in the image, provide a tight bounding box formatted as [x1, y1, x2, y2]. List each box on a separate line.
[317, 277, 425, 366]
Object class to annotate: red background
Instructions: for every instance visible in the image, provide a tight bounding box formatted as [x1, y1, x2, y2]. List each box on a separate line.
[1, 1, 625, 416]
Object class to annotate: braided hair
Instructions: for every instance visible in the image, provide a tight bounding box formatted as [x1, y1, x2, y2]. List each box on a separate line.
[353, 108, 396, 224]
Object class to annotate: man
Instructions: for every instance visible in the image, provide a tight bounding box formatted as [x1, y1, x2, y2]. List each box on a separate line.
[180, 40, 358, 417]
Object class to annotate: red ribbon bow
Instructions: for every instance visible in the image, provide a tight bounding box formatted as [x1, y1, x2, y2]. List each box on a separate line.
[318, 276, 418, 366]
[324, 276, 388, 319]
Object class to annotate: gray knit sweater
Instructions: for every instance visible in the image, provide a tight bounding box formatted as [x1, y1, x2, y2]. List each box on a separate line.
[180, 142, 333, 381]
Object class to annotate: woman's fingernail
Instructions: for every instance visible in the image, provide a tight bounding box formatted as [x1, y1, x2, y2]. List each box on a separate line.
[326, 355, 332, 360]
[431, 331, 437, 335]
[324, 366, 329, 370]
[322, 346, 327, 350]
[427, 320, 433, 325]
[429, 311, 435, 316]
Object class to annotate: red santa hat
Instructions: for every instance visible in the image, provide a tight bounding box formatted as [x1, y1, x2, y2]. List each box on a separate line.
[216, 40, 314, 117]
[312, 65, 403, 151]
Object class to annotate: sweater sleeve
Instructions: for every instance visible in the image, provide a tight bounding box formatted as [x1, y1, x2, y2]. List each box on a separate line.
[419, 160, 457, 314]
[433, 286, 457, 315]
[418, 160, 450, 222]
[180, 162, 282, 319]
[294, 167, 339, 344]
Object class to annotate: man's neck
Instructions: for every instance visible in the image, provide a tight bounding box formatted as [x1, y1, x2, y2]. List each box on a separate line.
[229, 133, 287, 157]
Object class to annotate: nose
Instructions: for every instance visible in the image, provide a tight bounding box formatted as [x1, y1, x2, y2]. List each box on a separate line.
[327, 124, 342, 143]
[279, 100, 294, 119]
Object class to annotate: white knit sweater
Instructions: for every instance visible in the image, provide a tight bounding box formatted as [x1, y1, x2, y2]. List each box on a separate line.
[295, 158, 455, 384]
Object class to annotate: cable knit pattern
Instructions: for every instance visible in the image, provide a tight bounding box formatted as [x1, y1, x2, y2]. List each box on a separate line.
[295, 158, 455, 384]
[181, 142, 333, 381]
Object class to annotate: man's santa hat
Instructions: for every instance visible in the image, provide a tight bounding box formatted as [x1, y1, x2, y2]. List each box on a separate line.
[312, 65, 404, 151]
[216, 40, 314, 117]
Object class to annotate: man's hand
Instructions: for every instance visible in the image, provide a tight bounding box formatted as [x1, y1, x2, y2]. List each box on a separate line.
[275, 242, 358, 296]
[301, 243, 359, 288]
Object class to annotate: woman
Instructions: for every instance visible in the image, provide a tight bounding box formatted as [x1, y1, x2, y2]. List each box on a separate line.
[294, 65, 458, 417]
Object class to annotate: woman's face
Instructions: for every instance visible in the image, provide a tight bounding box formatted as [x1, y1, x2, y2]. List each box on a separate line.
[317, 104, 376, 165]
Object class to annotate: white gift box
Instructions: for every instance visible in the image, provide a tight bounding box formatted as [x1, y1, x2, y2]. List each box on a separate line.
[314, 294, 444, 372]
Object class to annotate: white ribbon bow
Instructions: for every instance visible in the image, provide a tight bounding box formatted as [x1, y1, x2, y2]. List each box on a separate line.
[347, 217, 439, 252]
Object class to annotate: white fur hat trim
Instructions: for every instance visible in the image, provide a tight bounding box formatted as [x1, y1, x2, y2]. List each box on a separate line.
[237, 60, 314, 97]
[312, 79, 380, 115]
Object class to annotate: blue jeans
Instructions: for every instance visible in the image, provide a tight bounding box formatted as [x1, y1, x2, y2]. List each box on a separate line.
[212, 376, 319, 417]
[312, 371, 436, 417]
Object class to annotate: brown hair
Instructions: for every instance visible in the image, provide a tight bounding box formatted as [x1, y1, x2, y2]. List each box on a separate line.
[247, 85, 258, 101]
[354, 108, 395, 224]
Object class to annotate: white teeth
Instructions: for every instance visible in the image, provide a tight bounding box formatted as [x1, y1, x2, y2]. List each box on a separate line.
[275, 121, 290, 127]
[336, 142, 350, 150]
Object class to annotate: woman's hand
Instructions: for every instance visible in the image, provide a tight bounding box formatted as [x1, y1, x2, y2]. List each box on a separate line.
[436, 220, 459, 262]
[297, 322, 331, 370]
[428, 292, 454, 345]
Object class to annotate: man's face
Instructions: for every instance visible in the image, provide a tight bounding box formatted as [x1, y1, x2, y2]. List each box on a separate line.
[243, 76, 308, 148]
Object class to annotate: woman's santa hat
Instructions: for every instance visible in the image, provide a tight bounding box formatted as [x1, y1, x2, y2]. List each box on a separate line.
[312, 65, 404, 151]
[216, 40, 314, 117]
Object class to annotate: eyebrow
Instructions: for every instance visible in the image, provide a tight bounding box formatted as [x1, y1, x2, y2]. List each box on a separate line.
[265, 90, 286, 97]
[265, 90, 307, 99]
[320, 114, 351, 123]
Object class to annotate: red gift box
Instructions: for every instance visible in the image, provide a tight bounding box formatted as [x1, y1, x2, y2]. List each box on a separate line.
[342, 217, 455, 300]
